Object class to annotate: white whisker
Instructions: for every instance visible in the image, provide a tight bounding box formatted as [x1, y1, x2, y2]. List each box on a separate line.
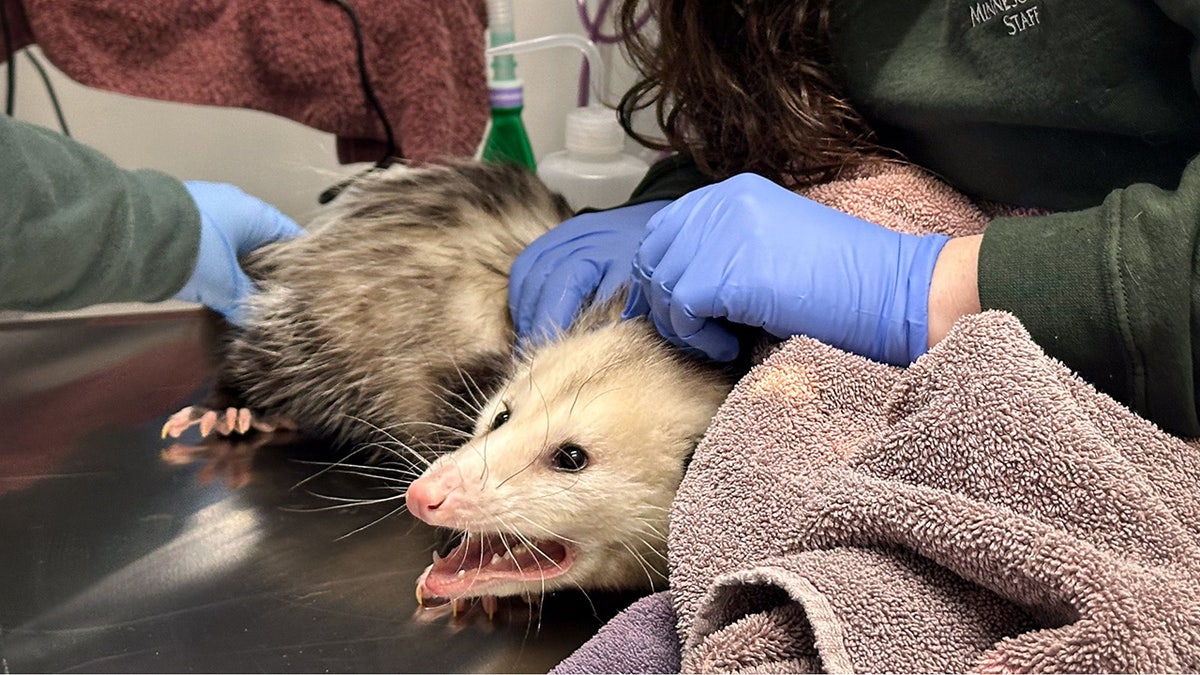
[335, 503, 410, 540]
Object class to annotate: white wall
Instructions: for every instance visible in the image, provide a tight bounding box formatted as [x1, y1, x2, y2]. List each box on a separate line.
[6, 0, 646, 225]
[505, 0, 649, 163]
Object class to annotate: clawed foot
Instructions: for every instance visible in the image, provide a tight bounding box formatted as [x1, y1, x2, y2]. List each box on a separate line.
[161, 405, 289, 439]
[159, 406, 299, 489]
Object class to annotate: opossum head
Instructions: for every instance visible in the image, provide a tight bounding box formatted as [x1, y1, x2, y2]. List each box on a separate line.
[404, 316, 734, 602]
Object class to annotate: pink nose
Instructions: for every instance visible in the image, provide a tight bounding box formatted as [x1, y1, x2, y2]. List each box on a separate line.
[405, 475, 449, 525]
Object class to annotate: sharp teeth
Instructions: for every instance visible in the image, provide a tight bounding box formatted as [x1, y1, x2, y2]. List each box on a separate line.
[456, 570, 466, 578]
[415, 584, 424, 607]
[490, 553, 502, 566]
[482, 595, 498, 620]
[432, 550, 442, 563]
[513, 545, 528, 556]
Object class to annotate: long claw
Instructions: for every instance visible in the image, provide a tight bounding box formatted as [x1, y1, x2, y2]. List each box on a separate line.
[161, 406, 197, 438]
[237, 408, 252, 434]
[198, 410, 219, 437]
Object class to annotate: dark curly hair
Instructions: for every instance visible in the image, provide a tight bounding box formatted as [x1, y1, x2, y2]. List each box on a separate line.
[616, 0, 891, 186]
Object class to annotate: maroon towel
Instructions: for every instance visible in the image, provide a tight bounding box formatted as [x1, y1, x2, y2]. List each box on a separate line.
[4, 0, 488, 164]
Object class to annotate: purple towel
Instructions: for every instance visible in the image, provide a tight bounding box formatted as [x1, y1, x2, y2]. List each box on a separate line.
[551, 592, 680, 674]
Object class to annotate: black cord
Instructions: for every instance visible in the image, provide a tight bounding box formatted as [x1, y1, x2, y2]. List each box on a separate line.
[25, 50, 69, 136]
[1, 2, 15, 116]
[317, 0, 401, 204]
[324, 0, 397, 168]
[0, 9, 69, 136]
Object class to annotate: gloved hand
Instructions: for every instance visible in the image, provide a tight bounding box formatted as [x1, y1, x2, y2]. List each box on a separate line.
[173, 181, 305, 326]
[623, 173, 950, 366]
[509, 199, 670, 344]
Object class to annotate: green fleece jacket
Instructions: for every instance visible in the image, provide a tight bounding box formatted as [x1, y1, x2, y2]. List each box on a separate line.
[0, 113, 200, 311]
[632, 0, 1200, 437]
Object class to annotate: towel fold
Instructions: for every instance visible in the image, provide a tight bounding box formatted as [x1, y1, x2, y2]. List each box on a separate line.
[672, 312, 1200, 672]
[4, 0, 488, 163]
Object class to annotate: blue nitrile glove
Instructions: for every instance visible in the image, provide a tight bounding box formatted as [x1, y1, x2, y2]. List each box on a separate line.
[174, 181, 305, 326]
[509, 199, 671, 344]
[622, 173, 950, 366]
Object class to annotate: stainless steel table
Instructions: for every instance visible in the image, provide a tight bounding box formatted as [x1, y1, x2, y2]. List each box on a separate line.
[0, 310, 628, 673]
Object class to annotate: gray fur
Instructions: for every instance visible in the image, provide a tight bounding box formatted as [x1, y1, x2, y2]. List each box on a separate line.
[220, 161, 573, 453]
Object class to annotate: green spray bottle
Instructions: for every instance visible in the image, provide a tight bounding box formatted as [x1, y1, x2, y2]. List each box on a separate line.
[480, 0, 536, 171]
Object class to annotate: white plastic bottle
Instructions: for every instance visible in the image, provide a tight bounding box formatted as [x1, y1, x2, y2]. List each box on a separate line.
[537, 106, 650, 211]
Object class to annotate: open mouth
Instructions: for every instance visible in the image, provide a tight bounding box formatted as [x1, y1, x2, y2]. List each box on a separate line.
[417, 532, 574, 600]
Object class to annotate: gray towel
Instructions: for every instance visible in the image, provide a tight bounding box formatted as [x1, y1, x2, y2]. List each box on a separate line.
[551, 592, 680, 674]
[672, 312, 1200, 672]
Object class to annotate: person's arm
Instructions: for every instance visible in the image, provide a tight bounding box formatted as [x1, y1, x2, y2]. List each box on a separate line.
[0, 114, 304, 323]
[927, 235, 982, 348]
[934, 0, 1200, 437]
[974, 155, 1200, 437]
[0, 113, 200, 311]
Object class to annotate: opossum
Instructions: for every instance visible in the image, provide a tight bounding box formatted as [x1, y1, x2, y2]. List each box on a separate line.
[162, 161, 740, 604]
[404, 296, 735, 607]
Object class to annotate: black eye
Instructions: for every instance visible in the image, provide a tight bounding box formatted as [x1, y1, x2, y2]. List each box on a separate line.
[551, 444, 589, 472]
[489, 407, 510, 431]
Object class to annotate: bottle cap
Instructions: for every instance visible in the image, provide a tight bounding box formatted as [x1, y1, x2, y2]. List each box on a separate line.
[489, 78, 524, 109]
[565, 106, 625, 157]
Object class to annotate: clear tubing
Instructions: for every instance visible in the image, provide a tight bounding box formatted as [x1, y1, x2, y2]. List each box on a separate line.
[486, 33, 604, 106]
[486, 0, 517, 81]
[486, 0, 514, 39]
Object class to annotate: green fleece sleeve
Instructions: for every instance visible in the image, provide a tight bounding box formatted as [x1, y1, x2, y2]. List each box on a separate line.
[0, 114, 200, 311]
[979, 154, 1200, 437]
[981, 0, 1200, 437]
